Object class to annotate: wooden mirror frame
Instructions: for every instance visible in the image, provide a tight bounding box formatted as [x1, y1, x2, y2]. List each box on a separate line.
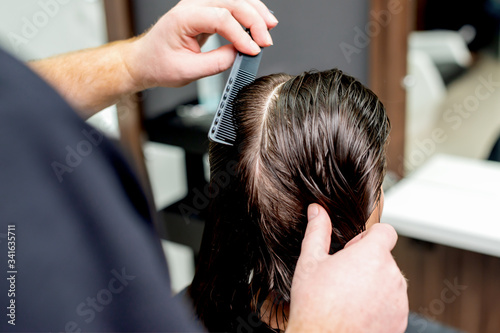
[370, 0, 416, 179]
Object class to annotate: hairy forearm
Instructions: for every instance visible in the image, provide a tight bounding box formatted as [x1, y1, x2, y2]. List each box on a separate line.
[28, 39, 139, 119]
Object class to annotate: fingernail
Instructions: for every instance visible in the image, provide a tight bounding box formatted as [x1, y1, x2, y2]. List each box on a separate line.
[308, 204, 320, 220]
[266, 34, 273, 46]
[268, 10, 279, 25]
[250, 40, 261, 54]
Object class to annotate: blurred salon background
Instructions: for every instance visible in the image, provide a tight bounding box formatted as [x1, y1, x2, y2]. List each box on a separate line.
[0, 1, 499, 332]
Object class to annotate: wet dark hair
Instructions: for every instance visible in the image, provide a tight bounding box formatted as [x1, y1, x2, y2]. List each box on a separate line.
[189, 69, 390, 332]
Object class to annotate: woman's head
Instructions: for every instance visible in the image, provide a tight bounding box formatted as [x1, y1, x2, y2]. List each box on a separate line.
[190, 69, 390, 331]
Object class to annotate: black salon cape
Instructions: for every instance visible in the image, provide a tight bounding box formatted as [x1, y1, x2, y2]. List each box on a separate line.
[0, 48, 204, 332]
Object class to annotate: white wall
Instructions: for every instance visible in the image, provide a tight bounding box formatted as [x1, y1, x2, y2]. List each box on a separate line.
[0, 0, 107, 60]
[0, 0, 118, 137]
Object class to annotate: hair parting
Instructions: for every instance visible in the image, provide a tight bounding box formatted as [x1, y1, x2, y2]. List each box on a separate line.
[189, 69, 390, 332]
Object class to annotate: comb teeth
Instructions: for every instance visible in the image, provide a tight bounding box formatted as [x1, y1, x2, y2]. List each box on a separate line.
[209, 68, 256, 145]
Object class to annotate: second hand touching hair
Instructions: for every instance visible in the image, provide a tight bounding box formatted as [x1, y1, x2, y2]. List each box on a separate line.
[189, 69, 390, 332]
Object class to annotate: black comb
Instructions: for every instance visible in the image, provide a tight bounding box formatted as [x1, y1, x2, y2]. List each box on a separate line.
[208, 48, 263, 146]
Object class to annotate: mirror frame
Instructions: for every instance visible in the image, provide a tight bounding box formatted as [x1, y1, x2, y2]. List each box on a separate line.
[370, 0, 416, 178]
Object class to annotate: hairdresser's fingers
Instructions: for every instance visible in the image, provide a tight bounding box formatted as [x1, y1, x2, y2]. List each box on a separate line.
[301, 204, 333, 258]
[203, 0, 278, 34]
[198, 0, 276, 47]
[183, 44, 237, 80]
[178, 7, 263, 55]
[180, 0, 277, 25]
[241, 0, 279, 29]
[349, 223, 398, 252]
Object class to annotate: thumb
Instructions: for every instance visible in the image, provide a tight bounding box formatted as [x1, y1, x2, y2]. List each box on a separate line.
[343, 229, 366, 249]
[344, 223, 398, 252]
[186, 44, 237, 80]
[300, 204, 333, 258]
[362, 223, 398, 252]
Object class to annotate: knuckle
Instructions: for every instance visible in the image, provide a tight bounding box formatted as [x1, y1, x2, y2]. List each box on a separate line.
[213, 7, 231, 20]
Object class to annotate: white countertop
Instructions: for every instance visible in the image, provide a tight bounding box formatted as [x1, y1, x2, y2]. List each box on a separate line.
[382, 154, 500, 257]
